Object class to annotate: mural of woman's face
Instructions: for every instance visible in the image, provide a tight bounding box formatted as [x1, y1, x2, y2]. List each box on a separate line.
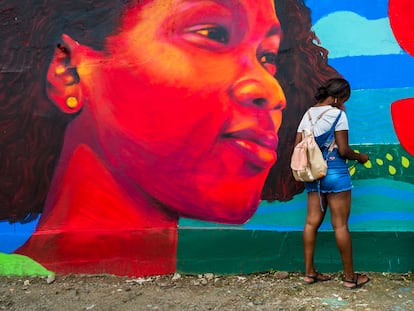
[76, 0, 286, 223]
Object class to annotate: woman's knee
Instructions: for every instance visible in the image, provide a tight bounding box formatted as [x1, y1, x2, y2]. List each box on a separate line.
[331, 222, 349, 232]
[305, 214, 325, 229]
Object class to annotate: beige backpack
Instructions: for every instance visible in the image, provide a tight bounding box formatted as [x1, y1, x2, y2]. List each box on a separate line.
[290, 109, 336, 182]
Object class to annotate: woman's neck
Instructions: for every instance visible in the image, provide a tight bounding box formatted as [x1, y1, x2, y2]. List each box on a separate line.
[315, 98, 334, 107]
[16, 143, 178, 276]
[40, 143, 177, 230]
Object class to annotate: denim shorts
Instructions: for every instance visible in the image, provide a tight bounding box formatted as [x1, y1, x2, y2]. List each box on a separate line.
[305, 149, 353, 193]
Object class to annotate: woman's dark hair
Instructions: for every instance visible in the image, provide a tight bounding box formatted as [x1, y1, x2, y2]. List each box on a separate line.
[261, 0, 341, 202]
[315, 78, 351, 102]
[1, 0, 340, 222]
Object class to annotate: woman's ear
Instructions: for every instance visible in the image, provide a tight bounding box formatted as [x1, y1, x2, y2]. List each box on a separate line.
[46, 34, 85, 114]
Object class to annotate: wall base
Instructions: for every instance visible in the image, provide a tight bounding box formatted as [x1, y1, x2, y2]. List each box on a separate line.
[177, 229, 414, 274]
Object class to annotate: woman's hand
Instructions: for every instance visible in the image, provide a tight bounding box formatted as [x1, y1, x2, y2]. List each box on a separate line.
[357, 153, 369, 164]
[335, 130, 369, 163]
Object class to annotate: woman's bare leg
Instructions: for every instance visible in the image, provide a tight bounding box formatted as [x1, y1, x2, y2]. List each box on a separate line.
[303, 191, 327, 281]
[327, 190, 369, 287]
[327, 191, 353, 277]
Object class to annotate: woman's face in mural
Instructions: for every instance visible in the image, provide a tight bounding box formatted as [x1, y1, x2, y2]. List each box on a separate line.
[74, 0, 286, 223]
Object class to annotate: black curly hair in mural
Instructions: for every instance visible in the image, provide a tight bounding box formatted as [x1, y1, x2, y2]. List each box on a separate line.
[0, 0, 340, 222]
[262, 0, 340, 201]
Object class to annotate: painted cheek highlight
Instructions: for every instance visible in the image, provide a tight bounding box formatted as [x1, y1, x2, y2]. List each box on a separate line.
[269, 110, 283, 132]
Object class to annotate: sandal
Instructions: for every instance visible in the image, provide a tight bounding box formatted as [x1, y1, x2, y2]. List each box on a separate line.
[304, 272, 331, 285]
[343, 273, 370, 290]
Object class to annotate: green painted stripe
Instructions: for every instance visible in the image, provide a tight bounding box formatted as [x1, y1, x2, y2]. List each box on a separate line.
[177, 229, 414, 274]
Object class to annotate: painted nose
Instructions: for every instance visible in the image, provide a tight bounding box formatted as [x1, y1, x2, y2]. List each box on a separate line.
[230, 76, 286, 111]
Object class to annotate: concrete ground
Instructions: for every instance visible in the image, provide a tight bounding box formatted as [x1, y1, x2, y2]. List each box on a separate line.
[1, 271, 413, 310]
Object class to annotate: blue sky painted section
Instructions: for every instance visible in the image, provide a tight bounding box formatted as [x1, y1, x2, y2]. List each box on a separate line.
[304, 1, 414, 89]
[330, 55, 414, 90]
[303, 0, 414, 144]
[305, 0, 388, 23]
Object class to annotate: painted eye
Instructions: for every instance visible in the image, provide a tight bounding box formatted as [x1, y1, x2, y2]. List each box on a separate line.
[259, 52, 277, 75]
[195, 26, 229, 44]
[259, 52, 276, 65]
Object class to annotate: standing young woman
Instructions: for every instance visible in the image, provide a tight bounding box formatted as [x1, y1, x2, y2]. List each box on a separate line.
[294, 78, 370, 289]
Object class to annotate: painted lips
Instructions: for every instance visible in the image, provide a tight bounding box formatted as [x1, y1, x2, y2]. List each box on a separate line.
[223, 128, 278, 168]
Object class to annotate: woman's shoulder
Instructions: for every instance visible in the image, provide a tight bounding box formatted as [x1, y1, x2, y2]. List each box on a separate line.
[309, 105, 340, 118]
[322, 106, 345, 118]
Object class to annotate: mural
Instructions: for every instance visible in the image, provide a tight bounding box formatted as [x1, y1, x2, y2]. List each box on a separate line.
[0, 0, 413, 277]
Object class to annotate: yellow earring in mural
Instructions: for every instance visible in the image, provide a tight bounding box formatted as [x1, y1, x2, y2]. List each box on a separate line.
[66, 96, 79, 109]
[55, 65, 65, 75]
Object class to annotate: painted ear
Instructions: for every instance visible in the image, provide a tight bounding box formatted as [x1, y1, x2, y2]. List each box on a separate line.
[46, 34, 84, 114]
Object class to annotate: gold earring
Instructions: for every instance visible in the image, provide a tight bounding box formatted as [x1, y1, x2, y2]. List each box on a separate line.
[66, 96, 78, 109]
[334, 98, 338, 104]
[55, 65, 65, 75]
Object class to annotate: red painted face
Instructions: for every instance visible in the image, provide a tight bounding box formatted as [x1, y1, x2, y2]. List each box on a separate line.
[388, 0, 414, 155]
[77, 0, 286, 223]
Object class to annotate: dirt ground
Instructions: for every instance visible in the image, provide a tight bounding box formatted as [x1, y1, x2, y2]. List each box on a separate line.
[0, 271, 413, 311]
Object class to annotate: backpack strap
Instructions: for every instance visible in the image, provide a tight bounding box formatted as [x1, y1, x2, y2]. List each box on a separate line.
[307, 108, 333, 128]
[313, 109, 343, 149]
[310, 109, 342, 213]
[326, 110, 343, 152]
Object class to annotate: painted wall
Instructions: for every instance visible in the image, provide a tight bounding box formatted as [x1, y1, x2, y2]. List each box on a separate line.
[0, 0, 413, 277]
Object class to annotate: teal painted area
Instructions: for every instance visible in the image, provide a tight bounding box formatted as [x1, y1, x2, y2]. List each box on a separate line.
[347, 88, 414, 144]
[179, 179, 414, 232]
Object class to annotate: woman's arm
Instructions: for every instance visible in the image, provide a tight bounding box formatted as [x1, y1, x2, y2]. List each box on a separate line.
[294, 132, 302, 147]
[335, 130, 369, 163]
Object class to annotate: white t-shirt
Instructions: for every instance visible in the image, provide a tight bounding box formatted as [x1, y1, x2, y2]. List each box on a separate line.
[297, 106, 349, 137]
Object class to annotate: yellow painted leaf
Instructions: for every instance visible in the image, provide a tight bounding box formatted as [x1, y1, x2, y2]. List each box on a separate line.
[402, 156, 410, 168]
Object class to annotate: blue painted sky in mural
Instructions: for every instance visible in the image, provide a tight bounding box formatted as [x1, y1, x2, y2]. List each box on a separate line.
[305, 0, 388, 22]
[305, 0, 414, 90]
[305, 0, 414, 144]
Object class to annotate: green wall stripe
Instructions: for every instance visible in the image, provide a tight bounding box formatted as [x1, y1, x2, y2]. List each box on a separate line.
[177, 229, 414, 274]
